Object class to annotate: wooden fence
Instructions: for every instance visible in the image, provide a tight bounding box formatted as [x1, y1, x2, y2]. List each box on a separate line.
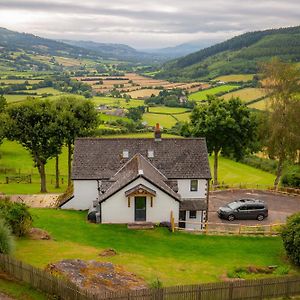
[1, 254, 300, 300]
[176, 221, 284, 236]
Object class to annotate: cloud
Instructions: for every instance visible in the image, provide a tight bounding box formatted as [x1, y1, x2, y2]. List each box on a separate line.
[0, 0, 299, 48]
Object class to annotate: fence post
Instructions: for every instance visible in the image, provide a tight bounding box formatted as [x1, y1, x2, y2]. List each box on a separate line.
[228, 282, 234, 300]
[286, 279, 290, 298]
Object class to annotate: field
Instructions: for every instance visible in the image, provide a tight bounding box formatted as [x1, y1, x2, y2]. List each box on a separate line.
[148, 106, 189, 114]
[75, 72, 209, 99]
[222, 88, 267, 102]
[143, 113, 177, 128]
[248, 98, 269, 110]
[13, 208, 294, 287]
[188, 85, 240, 101]
[214, 74, 254, 82]
[173, 112, 191, 122]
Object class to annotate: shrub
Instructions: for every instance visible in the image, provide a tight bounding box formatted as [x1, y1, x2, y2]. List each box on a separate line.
[281, 165, 300, 188]
[281, 212, 300, 266]
[0, 218, 14, 254]
[0, 198, 33, 237]
[240, 155, 278, 174]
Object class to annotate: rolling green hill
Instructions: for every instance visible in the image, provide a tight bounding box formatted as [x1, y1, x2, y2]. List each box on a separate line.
[156, 26, 300, 81]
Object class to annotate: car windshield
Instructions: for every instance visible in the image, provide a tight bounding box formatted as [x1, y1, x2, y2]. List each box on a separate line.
[227, 202, 240, 209]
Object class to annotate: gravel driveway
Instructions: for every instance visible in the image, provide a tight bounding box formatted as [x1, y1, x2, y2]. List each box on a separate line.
[208, 189, 300, 225]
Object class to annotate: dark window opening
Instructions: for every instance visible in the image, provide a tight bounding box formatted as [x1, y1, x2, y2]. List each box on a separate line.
[189, 210, 197, 219]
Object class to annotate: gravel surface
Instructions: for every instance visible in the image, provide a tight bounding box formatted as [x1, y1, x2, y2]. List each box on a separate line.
[208, 189, 300, 225]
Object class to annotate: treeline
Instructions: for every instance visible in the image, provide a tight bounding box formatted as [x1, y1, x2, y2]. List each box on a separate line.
[145, 89, 196, 109]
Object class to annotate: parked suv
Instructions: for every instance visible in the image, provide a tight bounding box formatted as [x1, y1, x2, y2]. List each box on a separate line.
[218, 199, 268, 221]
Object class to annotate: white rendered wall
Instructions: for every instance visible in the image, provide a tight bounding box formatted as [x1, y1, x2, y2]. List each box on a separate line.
[101, 177, 179, 224]
[61, 180, 98, 210]
[177, 179, 208, 199]
[185, 210, 206, 230]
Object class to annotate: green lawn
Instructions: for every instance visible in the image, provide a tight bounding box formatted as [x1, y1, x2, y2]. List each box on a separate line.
[173, 112, 191, 122]
[209, 156, 275, 186]
[13, 209, 293, 287]
[0, 140, 68, 194]
[188, 85, 240, 101]
[0, 275, 48, 300]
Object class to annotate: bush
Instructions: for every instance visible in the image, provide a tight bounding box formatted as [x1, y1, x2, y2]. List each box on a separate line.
[0, 198, 33, 237]
[0, 218, 14, 254]
[281, 165, 300, 188]
[281, 212, 300, 266]
[240, 155, 278, 174]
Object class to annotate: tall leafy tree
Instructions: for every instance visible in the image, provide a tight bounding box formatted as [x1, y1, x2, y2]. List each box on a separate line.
[0, 95, 7, 146]
[261, 58, 300, 188]
[6, 100, 63, 192]
[54, 96, 98, 186]
[184, 96, 257, 185]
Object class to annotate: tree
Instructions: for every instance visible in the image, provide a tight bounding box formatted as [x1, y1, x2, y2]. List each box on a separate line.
[281, 212, 300, 266]
[261, 59, 300, 188]
[6, 100, 63, 192]
[0, 95, 7, 146]
[126, 106, 145, 122]
[54, 97, 98, 186]
[185, 96, 257, 185]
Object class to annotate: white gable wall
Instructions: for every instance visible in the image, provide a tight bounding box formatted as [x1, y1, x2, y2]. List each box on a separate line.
[177, 179, 208, 199]
[101, 177, 179, 224]
[61, 180, 98, 210]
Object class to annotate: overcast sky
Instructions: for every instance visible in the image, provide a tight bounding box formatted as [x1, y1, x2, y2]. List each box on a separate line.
[0, 0, 299, 49]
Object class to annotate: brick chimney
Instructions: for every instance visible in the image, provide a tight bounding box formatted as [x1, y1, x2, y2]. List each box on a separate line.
[154, 123, 161, 141]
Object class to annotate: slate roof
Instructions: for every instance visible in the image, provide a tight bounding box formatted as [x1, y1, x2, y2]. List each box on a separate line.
[72, 138, 211, 180]
[99, 154, 181, 202]
[180, 199, 207, 211]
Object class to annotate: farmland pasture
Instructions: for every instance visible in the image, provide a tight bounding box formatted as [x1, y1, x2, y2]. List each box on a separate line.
[222, 88, 267, 102]
[173, 112, 191, 122]
[3, 94, 39, 103]
[188, 85, 240, 101]
[127, 89, 161, 98]
[148, 106, 189, 114]
[248, 98, 269, 110]
[214, 74, 254, 82]
[92, 96, 144, 108]
[143, 113, 177, 128]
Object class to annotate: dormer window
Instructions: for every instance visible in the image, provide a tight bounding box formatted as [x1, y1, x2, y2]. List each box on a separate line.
[190, 179, 198, 192]
[122, 150, 129, 158]
[148, 150, 154, 158]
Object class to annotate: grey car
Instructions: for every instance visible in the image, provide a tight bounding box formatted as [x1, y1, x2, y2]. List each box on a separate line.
[217, 199, 268, 221]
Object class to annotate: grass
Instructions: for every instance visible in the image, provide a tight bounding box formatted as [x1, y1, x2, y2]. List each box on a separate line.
[0, 140, 68, 194]
[4, 94, 40, 103]
[222, 88, 266, 102]
[143, 113, 177, 128]
[148, 106, 189, 114]
[92, 96, 144, 108]
[13, 208, 293, 286]
[188, 85, 240, 101]
[99, 113, 131, 123]
[173, 112, 191, 122]
[0, 273, 48, 300]
[209, 155, 275, 186]
[214, 74, 254, 82]
[248, 98, 269, 110]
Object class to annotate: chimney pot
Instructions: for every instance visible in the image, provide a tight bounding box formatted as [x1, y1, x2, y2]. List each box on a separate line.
[154, 123, 162, 141]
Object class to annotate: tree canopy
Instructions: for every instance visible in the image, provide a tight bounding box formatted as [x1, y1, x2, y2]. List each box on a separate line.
[183, 96, 258, 185]
[261, 58, 300, 187]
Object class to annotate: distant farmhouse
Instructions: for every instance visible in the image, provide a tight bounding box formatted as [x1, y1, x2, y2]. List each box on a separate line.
[61, 125, 211, 230]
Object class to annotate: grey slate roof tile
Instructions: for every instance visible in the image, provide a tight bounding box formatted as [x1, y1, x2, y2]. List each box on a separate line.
[72, 138, 211, 180]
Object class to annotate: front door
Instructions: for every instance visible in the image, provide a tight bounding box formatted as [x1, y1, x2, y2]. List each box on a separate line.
[135, 197, 146, 221]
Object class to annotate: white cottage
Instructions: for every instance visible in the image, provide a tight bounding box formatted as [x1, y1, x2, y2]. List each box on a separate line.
[61, 127, 211, 229]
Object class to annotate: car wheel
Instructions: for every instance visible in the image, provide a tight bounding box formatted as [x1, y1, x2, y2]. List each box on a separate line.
[228, 215, 235, 221]
[257, 214, 264, 221]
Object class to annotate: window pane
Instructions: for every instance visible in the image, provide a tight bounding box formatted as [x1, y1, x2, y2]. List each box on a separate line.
[190, 180, 198, 191]
[189, 210, 197, 218]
